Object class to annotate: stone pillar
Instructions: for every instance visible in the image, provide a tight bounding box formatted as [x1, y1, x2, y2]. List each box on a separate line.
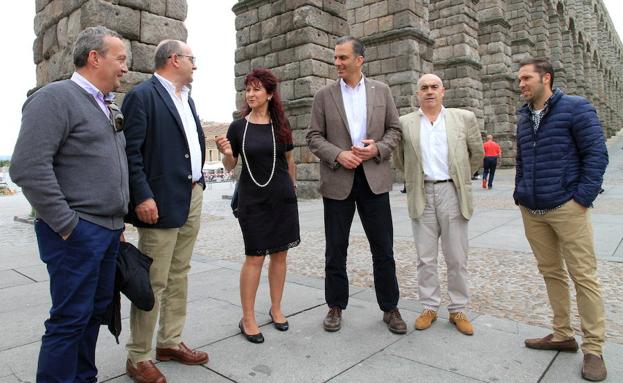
[430, 0, 483, 121]
[478, 0, 516, 166]
[531, 0, 550, 59]
[33, 0, 188, 102]
[561, 24, 577, 94]
[232, 0, 348, 198]
[547, 6, 565, 90]
[346, 0, 433, 115]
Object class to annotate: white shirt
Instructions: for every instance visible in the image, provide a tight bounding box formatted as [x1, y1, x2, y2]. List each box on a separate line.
[71, 72, 113, 118]
[419, 107, 450, 181]
[155, 73, 202, 182]
[340, 76, 367, 147]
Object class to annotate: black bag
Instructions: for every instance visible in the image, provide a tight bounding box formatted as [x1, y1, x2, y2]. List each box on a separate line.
[231, 182, 239, 218]
[105, 241, 154, 343]
[116, 241, 155, 311]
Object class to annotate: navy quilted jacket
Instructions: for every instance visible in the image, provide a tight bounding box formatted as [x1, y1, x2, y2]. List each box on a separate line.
[514, 88, 608, 210]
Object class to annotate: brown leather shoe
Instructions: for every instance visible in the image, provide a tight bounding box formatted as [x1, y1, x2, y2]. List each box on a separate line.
[156, 342, 209, 365]
[582, 353, 607, 381]
[383, 308, 407, 334]
[323, 307, 342, 332]
[524, 334, 579, 352]
[449, 312, 474, 335]
[414, 309, 437, 330]
[126, 360, 166, 383]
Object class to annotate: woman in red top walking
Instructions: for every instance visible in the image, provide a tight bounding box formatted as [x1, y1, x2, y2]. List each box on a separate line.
[482, 134, 501, 189]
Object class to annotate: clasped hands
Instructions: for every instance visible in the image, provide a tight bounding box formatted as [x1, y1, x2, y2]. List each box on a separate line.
[337, 139, 379, 169]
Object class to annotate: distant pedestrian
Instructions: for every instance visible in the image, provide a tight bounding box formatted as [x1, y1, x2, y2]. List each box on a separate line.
[515, 57, 609, 381]
[482, 134, 501, 189]
[10, 26, 129, 382]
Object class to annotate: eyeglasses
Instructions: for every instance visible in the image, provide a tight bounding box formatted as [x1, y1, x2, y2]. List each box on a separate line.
[169, 54, 196, 64]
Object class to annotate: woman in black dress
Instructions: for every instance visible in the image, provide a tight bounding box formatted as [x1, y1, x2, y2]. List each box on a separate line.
[216, 68, 300, 343]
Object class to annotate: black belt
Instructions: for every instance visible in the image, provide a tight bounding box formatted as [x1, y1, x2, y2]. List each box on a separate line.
[425, 179, 453, 184]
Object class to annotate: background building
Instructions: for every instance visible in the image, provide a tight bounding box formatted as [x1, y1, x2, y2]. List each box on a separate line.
[31, 0, 623, 198]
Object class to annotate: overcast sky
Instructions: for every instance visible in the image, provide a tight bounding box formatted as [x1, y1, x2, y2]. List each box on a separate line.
[1, 0, 621, 156]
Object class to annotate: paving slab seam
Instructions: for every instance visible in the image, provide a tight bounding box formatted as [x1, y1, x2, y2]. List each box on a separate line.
[383, 353, 490, 383]
[323, 334, 421, 383]
[468, 214, 523, 241]
[198, 364, 238, 383]
[0, 339, 40, 353]
[10, 268, 37, 283]
[536, 351, 560, 383]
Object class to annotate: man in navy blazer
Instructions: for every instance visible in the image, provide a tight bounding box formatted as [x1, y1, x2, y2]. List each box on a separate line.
[122, 40, 208, 383]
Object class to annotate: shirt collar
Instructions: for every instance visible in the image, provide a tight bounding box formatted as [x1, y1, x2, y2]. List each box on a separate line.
[528, 93, 554, 113]
[71, 72, 115, 103]
[417, 106, 446, 123]
[155, 72, 190, 96]
[340, 74, 365, 90]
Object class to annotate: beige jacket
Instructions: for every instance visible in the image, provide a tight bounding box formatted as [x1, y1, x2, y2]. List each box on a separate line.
[307, 78, 402, 199]
[394, 108, 484, 220]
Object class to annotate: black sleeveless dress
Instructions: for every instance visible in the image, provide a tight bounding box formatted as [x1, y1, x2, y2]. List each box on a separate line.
[227, 118, 300, 255]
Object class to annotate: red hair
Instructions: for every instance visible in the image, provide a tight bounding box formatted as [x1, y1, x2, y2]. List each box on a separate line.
[242, 68, 293, 145]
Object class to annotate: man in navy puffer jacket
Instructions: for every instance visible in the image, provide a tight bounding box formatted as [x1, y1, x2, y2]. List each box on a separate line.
[515, 58, 608, 382]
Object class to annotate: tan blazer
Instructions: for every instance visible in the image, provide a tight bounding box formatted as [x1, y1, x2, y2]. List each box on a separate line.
[394, 108, 484, 220]
[307, 78, 402, 199]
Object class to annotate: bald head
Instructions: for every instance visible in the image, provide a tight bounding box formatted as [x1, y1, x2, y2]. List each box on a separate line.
[416, 73, 445, 113]
[417, 73, 444, 88]
[486, 135, 493, 141]
[154, 39, 188, 69]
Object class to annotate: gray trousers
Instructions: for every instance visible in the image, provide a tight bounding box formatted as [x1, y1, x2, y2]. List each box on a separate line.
[411, 182, 469, 312]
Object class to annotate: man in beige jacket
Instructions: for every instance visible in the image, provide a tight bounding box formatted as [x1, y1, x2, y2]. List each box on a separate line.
[394, 74, 483, 335]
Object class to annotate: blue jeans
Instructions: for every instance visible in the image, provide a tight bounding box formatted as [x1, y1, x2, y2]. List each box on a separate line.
[35, 218, 121, 383]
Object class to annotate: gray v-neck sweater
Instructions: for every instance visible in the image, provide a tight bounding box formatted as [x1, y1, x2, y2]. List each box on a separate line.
[10, 79, 129, 236]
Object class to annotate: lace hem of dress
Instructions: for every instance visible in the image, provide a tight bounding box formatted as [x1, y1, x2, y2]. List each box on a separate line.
[246, 238, 301, 256]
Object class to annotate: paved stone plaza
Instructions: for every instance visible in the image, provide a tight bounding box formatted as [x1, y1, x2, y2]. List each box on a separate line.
[0, 132, 621, 382]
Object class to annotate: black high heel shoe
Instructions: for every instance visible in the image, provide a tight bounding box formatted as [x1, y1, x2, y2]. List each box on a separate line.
[269, 309, 289, 332]
[239, 320, 264, 343]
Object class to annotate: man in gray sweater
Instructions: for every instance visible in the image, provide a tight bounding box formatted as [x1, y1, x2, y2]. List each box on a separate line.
[10, 26, 129, 382]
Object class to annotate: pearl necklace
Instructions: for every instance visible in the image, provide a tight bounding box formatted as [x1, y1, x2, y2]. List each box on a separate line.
[241, 118, 276, 188]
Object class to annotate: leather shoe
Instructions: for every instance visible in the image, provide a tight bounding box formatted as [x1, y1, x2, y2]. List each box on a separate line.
[582, 353, 607, 381]
[524, 334, 579, 352]
[449, 312, 474, 335]
[383, 308, 407, 334]
[269, 309, 289, 331]
[414, 309, 437, 330]
[126, 359, 166, 383]
[239, 320, 264, 343]
[323, 307, 342, 332]
[156, 342, 208, 365]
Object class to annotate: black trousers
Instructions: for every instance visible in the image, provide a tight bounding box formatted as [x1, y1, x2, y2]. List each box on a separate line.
[322, 167, 399, 312]
[483, 156, 498, 188]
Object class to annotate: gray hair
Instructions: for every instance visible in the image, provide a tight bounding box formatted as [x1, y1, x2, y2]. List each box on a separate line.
[336, 36, 365, 57]
[72, 26, 122, 68]
[154, 40, 183, 69]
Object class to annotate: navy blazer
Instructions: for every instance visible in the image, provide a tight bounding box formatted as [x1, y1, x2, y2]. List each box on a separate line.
[122, 76, 206, 228]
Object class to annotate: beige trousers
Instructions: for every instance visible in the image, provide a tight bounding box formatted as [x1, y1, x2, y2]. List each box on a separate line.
[411, 182, 470, 312]
[127, 184, 203, 363]
[520, 200, 605, 355]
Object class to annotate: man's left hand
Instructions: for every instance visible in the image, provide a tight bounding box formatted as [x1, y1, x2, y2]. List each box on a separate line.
[351, 139, 379, 161]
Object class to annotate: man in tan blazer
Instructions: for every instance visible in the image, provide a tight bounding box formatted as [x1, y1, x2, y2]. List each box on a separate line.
[394, 74, 483, 335]
[307, 36, 405, 334]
